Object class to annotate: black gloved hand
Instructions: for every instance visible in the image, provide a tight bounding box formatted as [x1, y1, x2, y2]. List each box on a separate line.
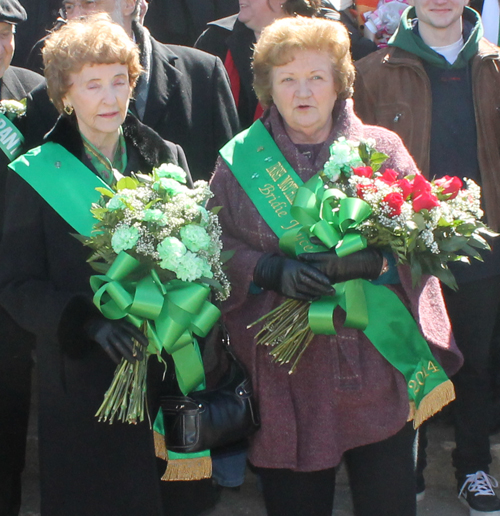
[84, 317, 148, 364]
[298, 248, 383, 284]
[253, 253, 334, 301]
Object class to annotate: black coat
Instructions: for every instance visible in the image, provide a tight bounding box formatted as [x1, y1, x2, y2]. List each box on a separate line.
[0, 64, 43, 516]
[144, 0, 239, 46]
[23, 24, 240, 181]
[0, 114, 188, 516]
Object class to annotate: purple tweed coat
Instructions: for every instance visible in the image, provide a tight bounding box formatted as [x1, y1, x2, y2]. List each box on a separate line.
[208, 100, 463, 472]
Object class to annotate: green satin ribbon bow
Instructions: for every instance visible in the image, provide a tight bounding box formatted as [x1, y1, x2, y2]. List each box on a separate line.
[90, 251, 221, 394]
[279, 175, 373, 335]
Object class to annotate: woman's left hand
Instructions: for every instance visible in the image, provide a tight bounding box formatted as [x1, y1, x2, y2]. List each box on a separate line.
[298, 248, 384, 284]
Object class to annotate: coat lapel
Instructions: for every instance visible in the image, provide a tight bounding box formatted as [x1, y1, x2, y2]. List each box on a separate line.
[142, 37, 183, 132]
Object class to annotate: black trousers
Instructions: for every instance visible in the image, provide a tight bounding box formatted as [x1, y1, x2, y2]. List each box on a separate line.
[444, 276, 500, 481]
[255, 422, 416, 516]
[0, 343, 32, 516]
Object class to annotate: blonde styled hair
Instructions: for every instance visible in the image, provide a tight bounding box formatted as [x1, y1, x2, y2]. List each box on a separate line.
[253, 16, 355, 108]
[43, 13, 143, 114]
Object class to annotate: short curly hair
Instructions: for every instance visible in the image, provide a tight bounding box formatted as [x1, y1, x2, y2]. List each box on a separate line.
[43, 13, 143, 115]
[253, 16, 355, 108]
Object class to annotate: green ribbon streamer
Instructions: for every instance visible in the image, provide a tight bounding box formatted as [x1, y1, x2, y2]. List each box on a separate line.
[0, 112, 24, 161]
[90, 251, 220, 395]
[281, 175, 372, 335]
[221, 119, 452, 416]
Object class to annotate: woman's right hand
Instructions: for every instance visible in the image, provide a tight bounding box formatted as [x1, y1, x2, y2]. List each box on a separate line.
[84, 317, 148, 364]
[253, 253, 334, 301]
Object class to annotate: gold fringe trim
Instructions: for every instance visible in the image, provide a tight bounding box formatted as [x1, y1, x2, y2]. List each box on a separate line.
[409, 380, 456, 429]
[154, 430, 212, 481]
[161, 457, 212, 481]
[154, 430, 168, 461]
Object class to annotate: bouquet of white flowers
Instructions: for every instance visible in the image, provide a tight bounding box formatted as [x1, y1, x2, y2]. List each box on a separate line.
[83, 163, 230, 424]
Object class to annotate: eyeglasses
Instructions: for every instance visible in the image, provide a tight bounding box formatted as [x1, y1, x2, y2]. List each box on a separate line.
[60, 0, 104, 18]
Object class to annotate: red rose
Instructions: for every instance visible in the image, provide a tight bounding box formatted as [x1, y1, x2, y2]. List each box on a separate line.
[412, 174, 432, 196]
[356, 183, 378, 199]
[352, 166, 373, 178]
[434, 175, 463, 199]
[379, 169, 399, 185]
[413, 192, 440, 212]
[382, 192, 404, 217]
[398, 178, 413, 200]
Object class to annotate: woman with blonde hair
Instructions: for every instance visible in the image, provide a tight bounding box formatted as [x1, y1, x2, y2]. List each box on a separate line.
[208, 16, 462, 516]
[0, 13, 192, 516]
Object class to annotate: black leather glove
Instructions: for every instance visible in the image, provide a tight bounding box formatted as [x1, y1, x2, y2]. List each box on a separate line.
[84, 317, 148, 364]
[253, 253, 334, 301]
[298, 248, 383, 284]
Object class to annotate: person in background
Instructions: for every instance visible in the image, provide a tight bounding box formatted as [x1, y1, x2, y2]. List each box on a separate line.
[144, 0, 239, 46]
[9, 0, 60, 68]
[0, 2, 44, 515]
[195, 0, 376, 130]
[354, 3, 500, 514]
[24, 0, 240, 181]
[208, 16, 462, 516]
[0, 14, 199, 516]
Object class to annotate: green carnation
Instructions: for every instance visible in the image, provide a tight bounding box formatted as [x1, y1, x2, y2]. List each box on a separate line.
[143, 208, 168, 226]
[107, 194, 127, 211]
[180, 224, 211, 252]
[157, 236, 187, 271]
[153, 177, 188, 196]
[154, 163, 187, 184]
[175, 252, 212, 282]
[111, 225, 140, 253]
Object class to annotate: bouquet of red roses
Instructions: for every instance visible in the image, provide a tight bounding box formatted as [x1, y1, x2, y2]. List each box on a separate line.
[251, 138, 494, 372]
[321, 137, 493, 290]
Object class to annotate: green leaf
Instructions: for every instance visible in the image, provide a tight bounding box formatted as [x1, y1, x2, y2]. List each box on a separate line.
[88, 261, 111, 274]
[412, 213, 426, 231]
[199, 277, 223, 291]
[96, 187, 114, 198]
[460, 243, 483, 260]
[369, 152, 389, 172]
[410, 259, 422, 288]
[220, 250, 235, 263]
[433, 267, 458, 291]
[438, 235, 468, 252]
[467, 234, 490, 250]
[210, 206, 223, 215]
[90, 207, 108, 220]
[358, 142, 369, 164]
[116, 177, 138, 191]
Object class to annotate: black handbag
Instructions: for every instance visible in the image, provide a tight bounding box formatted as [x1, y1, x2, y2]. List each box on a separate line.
[160, 328, 260, 453]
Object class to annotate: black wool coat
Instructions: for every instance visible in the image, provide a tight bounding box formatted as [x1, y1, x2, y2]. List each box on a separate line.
[0, 114, 188, 516]
[23, 23, 240, 181]
[0, 64, 44, 515]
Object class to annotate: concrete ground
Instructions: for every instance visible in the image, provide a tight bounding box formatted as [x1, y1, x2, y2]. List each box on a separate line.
[19, 389, 500, 516]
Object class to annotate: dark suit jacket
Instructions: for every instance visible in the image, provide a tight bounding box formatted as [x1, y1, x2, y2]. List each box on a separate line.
[144, 0, 239, 46]
[23, 24, 239, 181]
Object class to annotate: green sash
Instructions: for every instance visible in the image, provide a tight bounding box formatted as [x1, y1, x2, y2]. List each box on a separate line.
[9, 142, 214, 475]
[220, 120, 455, 427]
[0, 112, 25, 161]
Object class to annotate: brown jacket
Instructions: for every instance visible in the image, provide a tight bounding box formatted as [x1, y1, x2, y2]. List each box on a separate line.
[354, 39, 500, 231]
